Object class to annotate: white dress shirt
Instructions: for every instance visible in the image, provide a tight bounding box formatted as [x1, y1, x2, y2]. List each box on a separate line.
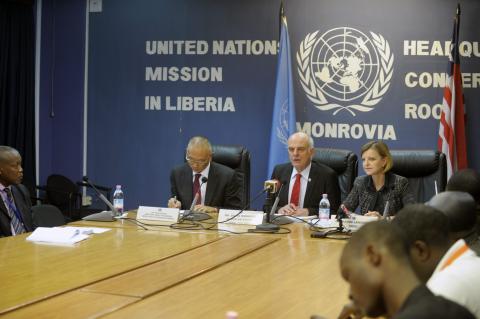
[287, 163, 312, 208]
[427, 239, 480, 318]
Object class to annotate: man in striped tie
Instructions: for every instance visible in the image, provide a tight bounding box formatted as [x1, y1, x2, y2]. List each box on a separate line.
[0, 146, 34, 237]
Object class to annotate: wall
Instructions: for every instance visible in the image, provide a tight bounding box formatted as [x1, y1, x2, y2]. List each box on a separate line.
[39, 0, 480, 209]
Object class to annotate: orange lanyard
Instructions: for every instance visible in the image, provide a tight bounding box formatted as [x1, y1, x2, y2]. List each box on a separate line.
[439, 242, 469, 271]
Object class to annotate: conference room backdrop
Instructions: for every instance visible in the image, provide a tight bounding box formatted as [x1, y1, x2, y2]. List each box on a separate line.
[39, 0, 480, 209]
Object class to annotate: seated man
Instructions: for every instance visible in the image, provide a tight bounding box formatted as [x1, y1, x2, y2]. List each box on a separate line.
[168, 136, 242, 213]
[0, 146, 34, 237]
[267, 132, 340, 216]
[338, 220, 474, 319]
[428, 191, 480, 255]
[393, 204, 480, 318]
[446, 169, 480, 235]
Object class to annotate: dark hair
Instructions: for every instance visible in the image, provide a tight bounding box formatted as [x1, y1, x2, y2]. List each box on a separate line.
[392, 204, 450, 248]
[427, 191, 476, 233]
[446, 169, 480, 205]
[345, 220, 409, 261]
[0, 146, 20, 163]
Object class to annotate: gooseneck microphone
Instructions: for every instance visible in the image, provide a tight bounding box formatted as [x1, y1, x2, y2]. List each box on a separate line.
[182, 176, 211, 221]
[382, 184, 395, 218]
[81, 176, 117, 222]
[255, 182, 284, 232]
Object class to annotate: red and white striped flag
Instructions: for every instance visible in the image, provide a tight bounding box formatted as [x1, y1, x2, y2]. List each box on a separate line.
[438, 4, 468, 179]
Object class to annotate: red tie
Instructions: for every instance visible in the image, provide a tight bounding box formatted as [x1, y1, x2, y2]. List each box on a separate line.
[193, 173, 202, 205]
[290, 173, 301, 206]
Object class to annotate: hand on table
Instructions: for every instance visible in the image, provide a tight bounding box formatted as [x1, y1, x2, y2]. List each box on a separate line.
[167, 197, 182, 209]
[193, 205, 218, 214]
[277, 204, 309, 216]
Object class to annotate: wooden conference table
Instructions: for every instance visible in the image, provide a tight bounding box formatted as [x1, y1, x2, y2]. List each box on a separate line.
[0, 213, 349, 319]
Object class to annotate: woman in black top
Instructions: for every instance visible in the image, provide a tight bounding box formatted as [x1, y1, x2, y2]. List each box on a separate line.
[341, 141, 415, 217]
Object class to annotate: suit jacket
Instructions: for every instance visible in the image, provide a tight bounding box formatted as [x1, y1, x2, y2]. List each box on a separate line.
[170, 161, 242, 210]
[341, 172, 416, 216]
[0, 184, 34, 237]
[267, 162, 341, 216]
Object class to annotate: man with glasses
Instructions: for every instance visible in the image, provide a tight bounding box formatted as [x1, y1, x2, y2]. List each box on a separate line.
[267, 132, 340, 216]
[0, 146, 34, 237]
[167, 136, 242, 213]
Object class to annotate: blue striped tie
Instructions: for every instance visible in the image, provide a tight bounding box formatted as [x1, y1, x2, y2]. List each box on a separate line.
[3, 188, 26, 235]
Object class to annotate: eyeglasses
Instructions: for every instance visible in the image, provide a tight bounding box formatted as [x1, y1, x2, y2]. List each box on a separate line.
[185, 156, 209, 165]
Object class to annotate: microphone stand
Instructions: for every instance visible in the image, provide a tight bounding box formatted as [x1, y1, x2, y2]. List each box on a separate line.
[182, 179, 211, 222]
[255, 184, 283, 232]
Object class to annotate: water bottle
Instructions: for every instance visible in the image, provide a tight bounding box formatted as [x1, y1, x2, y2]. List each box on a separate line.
[113, 185, 124, 216]
[318, 194, 330, 220]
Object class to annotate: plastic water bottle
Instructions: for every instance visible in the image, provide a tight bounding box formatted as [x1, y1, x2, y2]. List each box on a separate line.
[318, 194, 330, 220]
[113, 185, 124, 216]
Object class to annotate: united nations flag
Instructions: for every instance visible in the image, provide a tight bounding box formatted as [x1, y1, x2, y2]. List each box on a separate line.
[267, 3, 296, 177]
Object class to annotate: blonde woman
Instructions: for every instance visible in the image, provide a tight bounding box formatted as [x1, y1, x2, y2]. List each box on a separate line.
[341, 141, 415, 217]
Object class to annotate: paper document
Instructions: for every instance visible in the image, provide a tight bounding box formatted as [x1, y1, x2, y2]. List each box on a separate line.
[26, 227, 90, 244]
[58, 226, 111, 234]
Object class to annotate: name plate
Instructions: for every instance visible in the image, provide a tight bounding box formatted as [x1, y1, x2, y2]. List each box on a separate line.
[137, 206, 179, 222]
[218, 209, 264, 225]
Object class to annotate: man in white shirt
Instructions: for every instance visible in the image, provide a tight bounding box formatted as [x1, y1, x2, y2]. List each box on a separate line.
[266, 132, 340, 216]
[393, 203, 480, 318]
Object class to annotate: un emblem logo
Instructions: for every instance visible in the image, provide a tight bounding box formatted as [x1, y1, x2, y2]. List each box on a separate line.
[297, 27, 394, 115]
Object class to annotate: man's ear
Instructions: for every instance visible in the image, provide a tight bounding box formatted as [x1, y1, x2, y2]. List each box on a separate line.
[411, 240, 430, 262]
[365, 244, 382, 267]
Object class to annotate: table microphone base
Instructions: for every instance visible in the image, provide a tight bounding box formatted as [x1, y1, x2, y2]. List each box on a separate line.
[182, 211, 211, 221]
[255, 223, 280, 232]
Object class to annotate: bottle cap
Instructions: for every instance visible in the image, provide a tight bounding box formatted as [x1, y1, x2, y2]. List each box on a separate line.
[322, 193, 328, 198]
[225, 311, 238, 319]
[116, 185, 122, 189]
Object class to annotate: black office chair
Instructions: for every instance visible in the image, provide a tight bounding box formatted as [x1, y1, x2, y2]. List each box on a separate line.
[211, 145, 250, 208]
[390, 150, 447, 203]
[313, 147, 358, 202]
[37, 174, 112, 221]
[32, 204, 66, 227]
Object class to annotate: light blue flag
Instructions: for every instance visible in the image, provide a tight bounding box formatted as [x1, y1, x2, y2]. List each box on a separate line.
[267, 10, 296, 178]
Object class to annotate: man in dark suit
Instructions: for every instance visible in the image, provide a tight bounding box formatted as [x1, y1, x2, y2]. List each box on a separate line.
[0, 146, 34, 237]
[167, 136, 242, 213]
[268, 132, 340, 216]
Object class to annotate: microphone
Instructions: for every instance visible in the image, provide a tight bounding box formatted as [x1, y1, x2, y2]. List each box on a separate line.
[81, 176, 117, 222]
[264, 179, 281, 193]
[182, 176, 211, 221]
[255, 182, 284, 232]
[382, 185, 395, 218]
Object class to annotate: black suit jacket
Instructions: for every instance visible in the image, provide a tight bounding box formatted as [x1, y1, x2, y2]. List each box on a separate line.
[170, 161, 242, 210]
[0, 184, 34, 237]
[267, 162, 341, 216]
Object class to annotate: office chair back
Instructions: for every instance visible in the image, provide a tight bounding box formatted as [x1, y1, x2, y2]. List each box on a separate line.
[212, 145, 250, 208]
[32, 204, 67, 227]
[390, 150, 447, 203]
[313, 147, 358, 202]
[46, 174, 80, 212]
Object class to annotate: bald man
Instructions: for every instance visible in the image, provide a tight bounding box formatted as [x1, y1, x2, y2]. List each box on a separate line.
[168, 136, 242, 213]
[267, 132, 340, 216]
[0, 146, 34, 237]
[338, 221, 474, 319]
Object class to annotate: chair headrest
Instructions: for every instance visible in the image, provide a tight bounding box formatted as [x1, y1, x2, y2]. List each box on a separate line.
[313, 148, 355, 175]
[390, 150, 442, 177]
[212, 145, 245, 168]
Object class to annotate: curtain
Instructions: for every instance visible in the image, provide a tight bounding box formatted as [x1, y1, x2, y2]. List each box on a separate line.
[0, 0, 36, 191]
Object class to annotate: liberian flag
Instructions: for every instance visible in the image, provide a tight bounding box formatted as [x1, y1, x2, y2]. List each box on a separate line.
[438, 4, 468, 179]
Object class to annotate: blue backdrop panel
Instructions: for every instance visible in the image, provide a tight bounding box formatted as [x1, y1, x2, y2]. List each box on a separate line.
[87, 0, 480, 209]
